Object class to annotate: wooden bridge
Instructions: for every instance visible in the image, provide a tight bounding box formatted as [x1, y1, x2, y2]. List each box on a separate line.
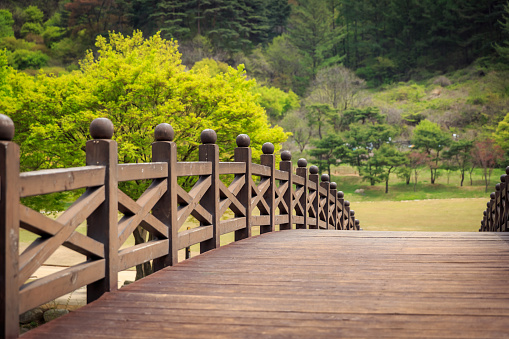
[1, 115, 509, 338]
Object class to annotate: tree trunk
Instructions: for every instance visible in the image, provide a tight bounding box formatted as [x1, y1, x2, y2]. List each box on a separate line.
[460, 171, 464, 187]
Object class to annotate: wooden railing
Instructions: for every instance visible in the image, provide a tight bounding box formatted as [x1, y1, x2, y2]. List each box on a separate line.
[0, 115, 359, 338]
[479, 166, 509, 232]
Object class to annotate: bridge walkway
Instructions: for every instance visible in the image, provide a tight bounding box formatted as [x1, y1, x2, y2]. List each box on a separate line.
[22, 230, 509, 338]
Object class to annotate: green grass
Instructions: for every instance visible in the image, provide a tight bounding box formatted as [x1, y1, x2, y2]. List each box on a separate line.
[353, 198, 485, 232]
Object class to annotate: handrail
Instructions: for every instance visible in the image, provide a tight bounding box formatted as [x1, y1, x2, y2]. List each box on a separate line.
[0, 115, 360, 338]
[479, 167, 509, 232]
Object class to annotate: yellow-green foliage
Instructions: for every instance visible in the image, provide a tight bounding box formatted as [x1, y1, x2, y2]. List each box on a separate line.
[1, 32, 289, 210]
[494, 112, 509, 153]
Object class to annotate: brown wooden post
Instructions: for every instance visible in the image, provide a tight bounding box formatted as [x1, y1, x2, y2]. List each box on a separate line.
[260, 142, 275, 234]
[296, 159, 308, 229]
[502, 172, 508, 232]
[199, 129, 220, 252]
[0, 115, 19, 338]
[234, 134, 252, 241]
[86, 118, 119, 303]
[330, 182, 338, 230]
[355, 219, 361, 231]
[337, 191, 345, 230]
[280, 150, 293, 230]
[320, 174, 330, 230]
[309, 166, 319, 229]
[350, 209, 356, 230]
[344, 201, 351, 230]
[152, 123, 178, 268]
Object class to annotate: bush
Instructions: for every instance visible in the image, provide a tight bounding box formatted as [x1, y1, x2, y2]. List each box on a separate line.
[8, 49, 49, 69]
[0, 37, 35, 51]
[433, 76, 452, 87]
[21, 22, 43, 37]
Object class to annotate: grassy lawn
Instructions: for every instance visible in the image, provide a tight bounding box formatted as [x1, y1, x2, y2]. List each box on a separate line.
[353, 198, 485, 232]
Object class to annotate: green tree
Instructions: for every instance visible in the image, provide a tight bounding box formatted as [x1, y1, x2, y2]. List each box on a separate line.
[0, 9, 14, 38]
[288, 0, 343, 76]
[411, 119, 451, 184]
[309, 133, 349, 177]
[494, 112, 509, 156]
[371, 144, 407, 193]
[443, 139, 473, 186]
[20, 5, 44, 37]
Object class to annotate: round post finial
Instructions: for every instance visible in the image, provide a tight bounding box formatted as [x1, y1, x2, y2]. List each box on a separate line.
[490, 192, 496, 200]
[345, 201, 350, 207]
[309, 166, 318, 174]
[350, 210, 355, 216]
[200, 129, 217, 144]
[281, 150, 291, 161]
[90, 118, 114, 139]
[501, 174, 507, 183]
[262, 142, 274, 154]
[337, 191, 344, 198]
[330, 182, 337, 189]
[236, 134, 250, 147]
[154, 123, 174, 141]
[496, 183, 501, 191]
[0, 114, 15, 141]
[297, 158, 307, 168]
[321, 174, 329, 182]
[506, 166, 509, 175]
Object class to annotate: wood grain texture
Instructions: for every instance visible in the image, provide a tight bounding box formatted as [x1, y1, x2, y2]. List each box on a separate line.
[22, 230, 509, 338]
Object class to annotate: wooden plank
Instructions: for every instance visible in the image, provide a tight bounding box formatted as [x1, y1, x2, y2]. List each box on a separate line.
[19, 260, 105, 314]
[220, 218, 246, 235]
[218, 162, 246, 175]
[275, 214, 289, 225]
[274, 169, 289, 181]
[19, 205, 104, 259]
[117, 162, 167, 182]
[19, 166, 105, 197]
[118, 240, 169, 271]
[20, 231, 509, 338]
[176, 162, 212, 176]
[178, 226, 213, 250]
[293, 215, 304, 224]
[251, 215, 270, 226]
[19, 186, 105, 284]
[292, 173, 305, 186]
[251, 163, 271, 177]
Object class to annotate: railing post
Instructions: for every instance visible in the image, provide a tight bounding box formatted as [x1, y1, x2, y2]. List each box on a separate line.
[152, 123, 178, 268]
[260, 142, 275, 234]
[280, 150, 293, 230]
[199, 129, 220, 252]
[330, 182, 338, 230]
[337, 191, 345, 230]
[320, 174, 330, 230]
[234, 134, 252, 241]
[344, 200, 351, 230]
[0, 115, 19, 338]
[309, 166, 319, 229]
[502, 172, 508, 232]
[86, 118, 119, 303]
[350, 208, 356, 230]
[295, 159, 308, 229]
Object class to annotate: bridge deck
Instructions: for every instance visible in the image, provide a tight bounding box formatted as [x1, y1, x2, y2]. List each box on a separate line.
[23, 230, 509, 338]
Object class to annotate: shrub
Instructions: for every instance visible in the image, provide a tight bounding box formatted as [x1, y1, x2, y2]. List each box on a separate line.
[8, 49, 49, 69]
[433, 76, 452, 87]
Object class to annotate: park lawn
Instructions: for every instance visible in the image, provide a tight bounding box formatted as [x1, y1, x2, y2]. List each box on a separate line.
[353, 198, 486, 232]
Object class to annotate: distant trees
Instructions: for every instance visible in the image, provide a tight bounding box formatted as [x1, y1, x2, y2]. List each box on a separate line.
[471, 138, 505, 192]
[411, 120, 451, 184]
